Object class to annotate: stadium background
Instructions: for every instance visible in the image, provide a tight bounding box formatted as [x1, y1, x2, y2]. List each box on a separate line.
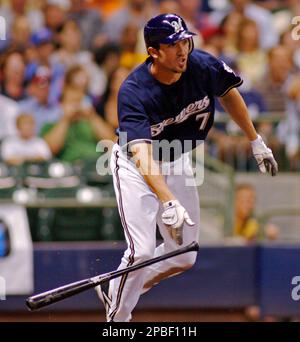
[0, 0, 299, 322]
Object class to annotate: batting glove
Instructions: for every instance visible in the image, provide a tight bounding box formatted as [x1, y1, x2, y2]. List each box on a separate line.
[251, 135, 278, 177]
[162, 200, 195, 245]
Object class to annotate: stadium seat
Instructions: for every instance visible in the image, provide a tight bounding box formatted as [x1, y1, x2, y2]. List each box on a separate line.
[51, 208, 104, 241]
[79, 158, 112, 186]
[23, 160, 80, 189]
[32, 206, 123, 242]
[100, 207, 123, 240]
[0, 163, 17, 199]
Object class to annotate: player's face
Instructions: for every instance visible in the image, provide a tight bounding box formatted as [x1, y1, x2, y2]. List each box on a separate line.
[157, 39, 190, 73]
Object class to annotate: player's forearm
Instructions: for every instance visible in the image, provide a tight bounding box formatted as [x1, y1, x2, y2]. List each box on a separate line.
[219, 88, 257, 141]
[136, 158, 176, 203]
[130, 143, 176, 203]
[143, 173, 176, 203]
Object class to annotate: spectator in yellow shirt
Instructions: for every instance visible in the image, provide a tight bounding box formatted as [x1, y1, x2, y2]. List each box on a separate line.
[233, 183, 259, 241]
[233, 183, 279, 241]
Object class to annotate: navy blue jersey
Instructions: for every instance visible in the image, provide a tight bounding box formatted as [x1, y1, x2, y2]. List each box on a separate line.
[118, 49, 242, 159]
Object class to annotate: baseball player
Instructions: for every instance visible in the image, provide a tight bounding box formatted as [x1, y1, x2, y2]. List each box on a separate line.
[96, 13, 278, 322]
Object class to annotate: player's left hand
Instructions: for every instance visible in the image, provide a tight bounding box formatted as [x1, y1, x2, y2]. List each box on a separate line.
[251, 135, 278, 176]
[162, 200, 195, 245]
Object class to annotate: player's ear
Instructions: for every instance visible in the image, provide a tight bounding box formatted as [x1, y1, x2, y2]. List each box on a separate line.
[148, 47, 159, 60]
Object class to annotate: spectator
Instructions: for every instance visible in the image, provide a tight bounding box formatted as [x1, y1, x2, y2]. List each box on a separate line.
[255, 45, 293, 112]
[254, 34, 298, 170]
[19, 66, 63, 134]
[62, 64, 91, 102]
[219, 12, 245, 60]
[94, 43, 122, 98]
[0, 15, 31, 53]
[156, 0, 179, 14]
[44, 1, 69, 44]
[177, 0, 211, 45]
[104, 0, 155, 43]
[26, 28, 65, 105]
[208, 127, 251, 170]
[85, 0, 123, 17]
[233, 183, 259, 241]
[177, 0, 202, 29]
[11, 15, 31, 48]
[201, 27, 225, 58]
[68, 0, 106, 50]
[0, 50, 27, 102]
[41, 66, 115, 162]
[272, 0, 300, 38]
[235, 18, 267, 86]
[0, 95, 19, 141]
[210, 0, 278, 49]
[1, 113, 52, 165]
[100, 67, 130, 129]
[51, 20, 103, 99]
[277, 72, 300, 171]
[0, 0, 44, 32]
[215, 59, 267, 122]
[233, 183, 279, 241]
[119, 23, 146, 70]
[280, 28, 300, 70]
[218, 87, 267, 123]
[233, 181, 279, 322]
[176, 0, 204, 48]
[251, 45, 293, 164]
[51, 20, 87, 68]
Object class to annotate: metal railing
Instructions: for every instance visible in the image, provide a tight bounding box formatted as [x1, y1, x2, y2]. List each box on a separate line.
[214, 112, 283, 125]
[257, 207, 300, 240]
[194, 152, 235, 236]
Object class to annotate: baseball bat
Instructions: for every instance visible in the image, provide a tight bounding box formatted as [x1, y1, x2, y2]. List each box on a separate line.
[26, 241, 199, 311]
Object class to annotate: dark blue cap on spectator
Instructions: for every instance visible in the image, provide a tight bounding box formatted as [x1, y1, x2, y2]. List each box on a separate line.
[31, 28, 53, 46]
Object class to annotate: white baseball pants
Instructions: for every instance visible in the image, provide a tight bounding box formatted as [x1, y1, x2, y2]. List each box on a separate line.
[107, 143, 200, 322]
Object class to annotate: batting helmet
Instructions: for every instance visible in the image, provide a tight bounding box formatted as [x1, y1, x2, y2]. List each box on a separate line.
[144, 13, 197, 52]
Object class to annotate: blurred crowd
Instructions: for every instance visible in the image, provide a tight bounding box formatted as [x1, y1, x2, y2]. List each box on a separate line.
[0, 0, 299, 170]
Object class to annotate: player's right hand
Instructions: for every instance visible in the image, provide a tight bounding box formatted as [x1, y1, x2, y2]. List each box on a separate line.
[162, 200, 195, 245]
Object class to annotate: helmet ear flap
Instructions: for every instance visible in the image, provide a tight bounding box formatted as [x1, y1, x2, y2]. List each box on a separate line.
[188, 37, 194, 53]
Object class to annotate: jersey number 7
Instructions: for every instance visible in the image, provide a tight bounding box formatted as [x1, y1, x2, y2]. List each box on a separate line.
[196, 112, 210, 130]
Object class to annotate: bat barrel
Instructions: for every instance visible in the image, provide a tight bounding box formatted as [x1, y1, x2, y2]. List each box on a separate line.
[26, 279, 93, 311]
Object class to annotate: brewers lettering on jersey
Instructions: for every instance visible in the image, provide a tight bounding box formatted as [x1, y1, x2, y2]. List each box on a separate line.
[95, 13, 278, 322]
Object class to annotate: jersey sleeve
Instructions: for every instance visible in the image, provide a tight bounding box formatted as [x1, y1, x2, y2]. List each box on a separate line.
[207, 55, 243, 97]
[118, 84, 152, 147]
